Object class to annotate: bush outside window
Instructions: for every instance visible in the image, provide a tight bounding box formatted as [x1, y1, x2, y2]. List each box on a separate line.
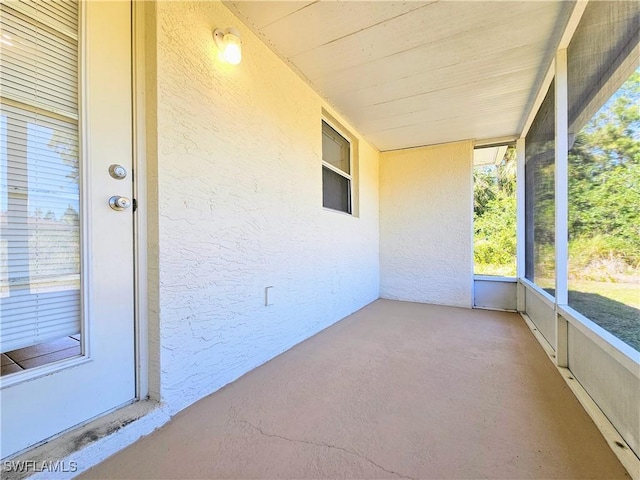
[473, 146, 517, 277]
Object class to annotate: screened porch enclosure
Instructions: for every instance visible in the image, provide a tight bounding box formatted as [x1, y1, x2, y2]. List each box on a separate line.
[0, 0, 638, 475]
[519, 0, 639, 462]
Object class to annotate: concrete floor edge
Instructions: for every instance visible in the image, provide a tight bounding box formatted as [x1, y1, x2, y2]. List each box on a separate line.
[3, 401, 171, 480]
[519, 312, 640, 480]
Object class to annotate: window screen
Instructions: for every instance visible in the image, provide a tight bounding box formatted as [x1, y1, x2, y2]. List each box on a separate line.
[525, 81, 555, 295]
[322, 166, 350, 213]
[566, 1, 639, 351]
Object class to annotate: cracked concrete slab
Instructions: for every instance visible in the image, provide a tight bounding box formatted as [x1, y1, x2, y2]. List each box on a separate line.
[235, 419, 414, 479]
[79, 300, 629, 479]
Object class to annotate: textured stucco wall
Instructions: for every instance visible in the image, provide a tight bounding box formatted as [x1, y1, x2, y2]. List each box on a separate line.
[379, 141, 473, 307]
[151, 1, 379, 410]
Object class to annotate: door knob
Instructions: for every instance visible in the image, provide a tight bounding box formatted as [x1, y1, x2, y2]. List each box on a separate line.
[109, 196, 131, 211]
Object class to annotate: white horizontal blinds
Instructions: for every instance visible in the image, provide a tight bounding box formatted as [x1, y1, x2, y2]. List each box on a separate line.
[0, 1, 81, 353]
[1, 1, 78, 118]
[4, 0, 78, 38]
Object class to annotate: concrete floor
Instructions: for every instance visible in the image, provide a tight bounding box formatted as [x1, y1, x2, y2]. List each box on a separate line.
[80, 300, 629, 479]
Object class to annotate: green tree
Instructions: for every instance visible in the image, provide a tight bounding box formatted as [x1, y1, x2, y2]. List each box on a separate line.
[474, 146, 517, 276]
[569, 70, 640, 268]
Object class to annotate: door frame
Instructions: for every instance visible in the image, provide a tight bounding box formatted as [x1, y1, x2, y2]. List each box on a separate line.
[1, 1, 145, 459]
[132, 0, 150, 402]
[0, 0, 151, 456]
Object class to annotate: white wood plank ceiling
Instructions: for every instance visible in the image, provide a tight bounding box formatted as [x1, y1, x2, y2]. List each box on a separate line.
[225, 1, 574, 151]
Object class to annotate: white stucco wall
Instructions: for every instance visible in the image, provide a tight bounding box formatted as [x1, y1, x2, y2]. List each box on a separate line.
[379, 141, 473, 307]
[151, 1, 380, 410]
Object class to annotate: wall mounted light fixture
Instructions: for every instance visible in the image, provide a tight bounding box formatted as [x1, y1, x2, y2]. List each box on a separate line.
[213, 27, 242, 65]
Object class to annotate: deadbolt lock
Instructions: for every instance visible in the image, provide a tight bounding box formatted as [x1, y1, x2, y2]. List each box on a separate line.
[109, 164, 127, 179]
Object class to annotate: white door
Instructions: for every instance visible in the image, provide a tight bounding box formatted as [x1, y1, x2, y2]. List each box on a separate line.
[0, 0, 135, 458]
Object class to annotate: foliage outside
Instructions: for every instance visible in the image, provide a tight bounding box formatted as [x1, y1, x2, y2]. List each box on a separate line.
[474, 146, 517, 277]
[568, 70, 640, 283]
[474, 70, 639, 351]
[568, 70, 640, 351]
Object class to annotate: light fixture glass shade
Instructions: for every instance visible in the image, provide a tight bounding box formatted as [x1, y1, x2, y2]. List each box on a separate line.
[222, 33, 241, 65]
[213, 28, 242, 65]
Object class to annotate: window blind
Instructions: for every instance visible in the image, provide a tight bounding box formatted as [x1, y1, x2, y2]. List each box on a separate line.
[0, 0, 81, 353]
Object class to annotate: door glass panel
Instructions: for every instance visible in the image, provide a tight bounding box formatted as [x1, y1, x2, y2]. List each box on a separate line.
[0, 0, 81, 376]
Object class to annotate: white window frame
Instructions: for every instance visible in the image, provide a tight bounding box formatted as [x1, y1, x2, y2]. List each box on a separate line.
[321, 118, 353, 215]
